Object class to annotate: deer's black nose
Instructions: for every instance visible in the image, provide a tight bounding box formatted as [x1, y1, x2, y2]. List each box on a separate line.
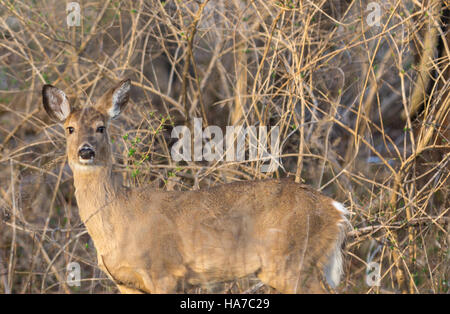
[78, 146, 95, 160]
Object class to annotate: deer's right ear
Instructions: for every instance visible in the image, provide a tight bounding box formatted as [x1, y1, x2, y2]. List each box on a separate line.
[42, 85, 71, 122]
[96, 79, 131, 120]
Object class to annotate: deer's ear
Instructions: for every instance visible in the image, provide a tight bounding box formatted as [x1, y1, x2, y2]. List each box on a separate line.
[97, 79, 131, 120]
[42, 85, 71, 122]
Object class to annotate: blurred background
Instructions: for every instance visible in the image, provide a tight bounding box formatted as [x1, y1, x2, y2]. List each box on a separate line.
[0, 0, 448, 293]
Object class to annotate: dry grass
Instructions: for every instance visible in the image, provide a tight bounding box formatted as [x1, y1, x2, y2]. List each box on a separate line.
[0, 0, 449, 293]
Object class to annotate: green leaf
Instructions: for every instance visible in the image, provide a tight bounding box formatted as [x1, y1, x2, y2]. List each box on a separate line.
[42, 73, 50, 84]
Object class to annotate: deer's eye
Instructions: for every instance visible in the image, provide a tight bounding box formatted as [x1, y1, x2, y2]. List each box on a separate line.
[96, 126, 105, 133]
[67, 127, 74, 134]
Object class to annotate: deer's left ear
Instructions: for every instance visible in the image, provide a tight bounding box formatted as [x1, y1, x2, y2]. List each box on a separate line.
[97, 79, 131, 119]
[42, 85, 71, 122]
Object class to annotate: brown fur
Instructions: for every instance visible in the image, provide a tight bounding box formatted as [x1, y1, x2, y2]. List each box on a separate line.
[42, 80, 348, 293]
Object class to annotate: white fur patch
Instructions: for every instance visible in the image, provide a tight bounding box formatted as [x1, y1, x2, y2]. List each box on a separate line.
[332, 200, 348, 215]
[324, 201, 350, 288]
[324, 232, 345, 288]
[70, 163, 102, 172]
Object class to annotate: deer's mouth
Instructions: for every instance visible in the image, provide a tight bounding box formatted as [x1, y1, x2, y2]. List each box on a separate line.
[78, 146, 96, 165]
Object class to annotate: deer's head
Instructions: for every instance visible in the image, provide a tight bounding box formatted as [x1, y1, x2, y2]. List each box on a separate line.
[42, 79, 130, 170]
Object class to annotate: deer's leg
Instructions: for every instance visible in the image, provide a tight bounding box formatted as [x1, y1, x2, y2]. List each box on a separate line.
[256, 220, 329, 293]
[137, 269, 179, 293]
[257, 254, 327, 293]
[117, 284, 145, 294]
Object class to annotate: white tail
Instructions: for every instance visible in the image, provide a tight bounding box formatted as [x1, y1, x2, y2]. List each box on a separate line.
[42, 80, 349, 293]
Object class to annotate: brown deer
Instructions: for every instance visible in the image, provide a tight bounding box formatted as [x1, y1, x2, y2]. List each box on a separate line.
[42, 79, 349, 293]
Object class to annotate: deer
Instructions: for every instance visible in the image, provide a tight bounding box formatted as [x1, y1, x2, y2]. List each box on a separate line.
[42, 79, 349, 294]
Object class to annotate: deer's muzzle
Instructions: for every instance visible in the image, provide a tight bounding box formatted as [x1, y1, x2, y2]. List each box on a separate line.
[78, 145, 95, 162]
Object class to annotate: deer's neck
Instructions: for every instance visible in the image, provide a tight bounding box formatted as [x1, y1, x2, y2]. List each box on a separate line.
[72, 165, 120, 253]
